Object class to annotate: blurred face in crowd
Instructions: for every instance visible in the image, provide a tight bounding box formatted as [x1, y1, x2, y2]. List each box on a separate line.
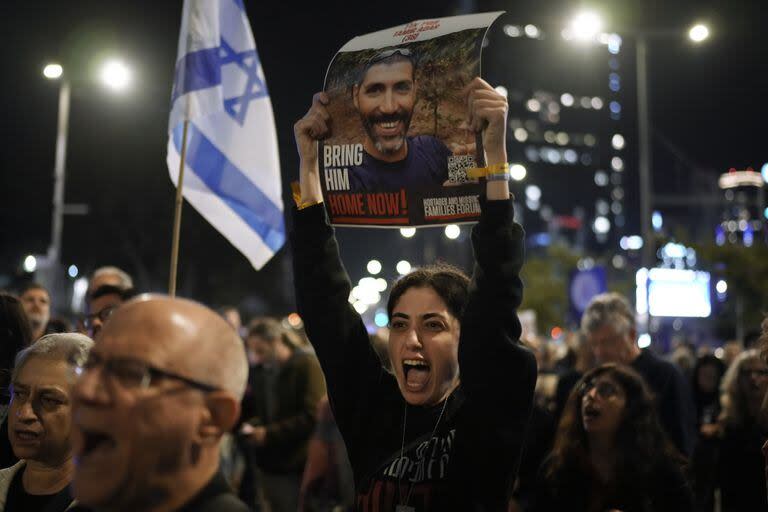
[353, 59, 416, 161]
[246, 335, 273, 366]
[86, 293, 124, 338]
[71, 301, 220, 509]
[581, 374, 627, 439]
[697, 363, 721, 394]
[9, 356, 74, 466]
[388, 286, 460, 406]
[587, 323, 636, 365]
[738, 358, 768, 414]
[21, 288, 51, 334]
[88, 273, 124, 295]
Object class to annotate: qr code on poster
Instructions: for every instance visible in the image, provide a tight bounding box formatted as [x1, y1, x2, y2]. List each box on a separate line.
[447, 155, 476, 184]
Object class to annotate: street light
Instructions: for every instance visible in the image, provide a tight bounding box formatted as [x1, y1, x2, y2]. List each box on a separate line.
[42, 65, 71, 266]
[100, 59, 132, 91]
[43, 63, 63, 79]
[23, 255, 38, 273]
[510, 164, 527, 181]
[444, 225, 461, 240]
[42, 59, 132, 266]
[366, 259, 382, 275]
[570, 11, 603, 41]
[688, 24, 710, 43]
[633, 27, 710, 268]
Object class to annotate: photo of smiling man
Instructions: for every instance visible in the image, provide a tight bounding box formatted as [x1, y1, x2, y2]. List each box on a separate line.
[315, 13, 502, 227]
[347, 48, 452, 192]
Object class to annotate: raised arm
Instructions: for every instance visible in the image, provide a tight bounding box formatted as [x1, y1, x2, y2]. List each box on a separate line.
[291, 93, 390, 439]
[460, 78, 536, 411]
[293, 92, 328, 205]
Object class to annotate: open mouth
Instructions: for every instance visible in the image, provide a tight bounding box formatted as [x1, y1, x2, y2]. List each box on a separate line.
[403, 359, 430, 391]
[14, 430, 41, 442]
[375, 120, 404, 137]
[583, 404, 601, 421]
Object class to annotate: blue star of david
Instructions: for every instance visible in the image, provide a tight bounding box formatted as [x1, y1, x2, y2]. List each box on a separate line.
[219, 38, 268, 125]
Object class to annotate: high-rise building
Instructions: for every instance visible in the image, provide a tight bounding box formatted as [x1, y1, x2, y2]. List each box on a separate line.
[483, 21, 638, 252]
[716, 167, 766, 247]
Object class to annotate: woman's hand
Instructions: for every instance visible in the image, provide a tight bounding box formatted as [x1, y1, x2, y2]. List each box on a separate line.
[293, 92, 331, 204]
[466, 77, 508, 166]
[465, 78, 509, 200]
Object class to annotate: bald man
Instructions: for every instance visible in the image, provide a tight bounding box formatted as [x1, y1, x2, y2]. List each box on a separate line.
[69, 295, 250, 512]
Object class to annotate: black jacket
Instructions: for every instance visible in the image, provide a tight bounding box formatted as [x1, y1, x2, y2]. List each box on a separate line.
[291, 198, 537, 511]
[631, 350, 697, 456]
[69, 471, 249, 512]
[241, 350, 326, 474]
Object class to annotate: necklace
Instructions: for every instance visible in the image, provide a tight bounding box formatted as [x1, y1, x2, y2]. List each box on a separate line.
[396, 396, 449, 511]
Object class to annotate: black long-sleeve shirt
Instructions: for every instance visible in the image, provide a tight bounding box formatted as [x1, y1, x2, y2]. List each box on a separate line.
[291, 198, 536, 511]
[631, 350, 697, 456]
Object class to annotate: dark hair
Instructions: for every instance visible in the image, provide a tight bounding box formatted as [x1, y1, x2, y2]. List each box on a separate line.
[88, 284, 136, 303]
[692, 354, 725, 389]
[45, 316, 73, 334]
[387, 263, 470, 320]
[547, 364, 684, 495]
[20, 282, 49, 297]
[247, 317, 301, 350]
[356, 47, 416, 86]
[0, 293, 33, 395]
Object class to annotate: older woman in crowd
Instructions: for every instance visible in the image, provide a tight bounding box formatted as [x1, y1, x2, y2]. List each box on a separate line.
[533, 363, 693, 512]
[0, 333, 93, 511]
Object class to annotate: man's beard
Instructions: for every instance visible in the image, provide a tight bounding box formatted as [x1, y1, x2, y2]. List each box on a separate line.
[360, 109, 412, 156]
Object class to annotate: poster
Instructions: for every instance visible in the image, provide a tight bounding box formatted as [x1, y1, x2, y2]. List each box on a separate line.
[319, 12, 504, 227]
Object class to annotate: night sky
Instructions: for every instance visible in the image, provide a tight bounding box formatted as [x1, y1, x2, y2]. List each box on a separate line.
[0, 0, 765, 317]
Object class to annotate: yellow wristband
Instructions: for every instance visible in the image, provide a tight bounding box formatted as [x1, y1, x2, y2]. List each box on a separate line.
[466, 162, 510, 179]
[291, 181, 322, 210]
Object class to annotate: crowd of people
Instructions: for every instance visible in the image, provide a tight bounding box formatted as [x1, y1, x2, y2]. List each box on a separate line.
[0, 80, 767, 512]
[2, 271, 768, 511]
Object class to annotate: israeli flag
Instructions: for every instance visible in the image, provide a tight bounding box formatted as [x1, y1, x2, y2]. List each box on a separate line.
[167, 0, 284, 270]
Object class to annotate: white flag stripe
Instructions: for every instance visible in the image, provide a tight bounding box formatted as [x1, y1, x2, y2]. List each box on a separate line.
[167, 139, 275, 270]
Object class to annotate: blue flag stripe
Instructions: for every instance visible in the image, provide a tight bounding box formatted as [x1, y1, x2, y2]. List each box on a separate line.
[230, 0, 245, 12]
[172, 122, 285, 252]
[171, 47, 221, 104]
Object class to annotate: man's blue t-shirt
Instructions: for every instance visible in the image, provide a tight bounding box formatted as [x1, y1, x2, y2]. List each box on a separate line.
[348, 135, 452, 192]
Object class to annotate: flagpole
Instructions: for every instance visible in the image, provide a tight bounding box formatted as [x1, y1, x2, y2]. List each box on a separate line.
[168, 120, 189, 297]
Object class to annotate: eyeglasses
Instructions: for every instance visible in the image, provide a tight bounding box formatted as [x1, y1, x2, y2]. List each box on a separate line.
[83, 306, 118, 330]
[74, 352, 219, 392]
[367, 48, 413, 67]
[579, 380, 621, 400]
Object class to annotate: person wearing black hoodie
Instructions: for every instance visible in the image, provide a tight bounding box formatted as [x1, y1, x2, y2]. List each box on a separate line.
[291, 79, 536, 511]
